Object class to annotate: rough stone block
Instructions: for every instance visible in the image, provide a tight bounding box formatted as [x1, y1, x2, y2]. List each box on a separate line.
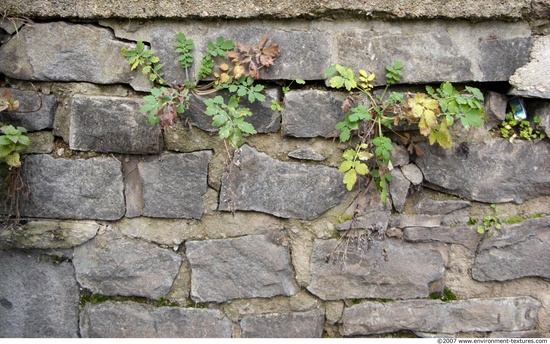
[288, 147, 325, 161]
[27, 131, 55, 154]
[414, 139, 550, 204]
[0, 250, 79, 337]
[218, 145, 347, 220]
[0, 22, 141, 85]
[241, 309, 325, 338]
[510, 35, 550, 98]
[484, 91, 509, 129]
[400, 163, 423, 185]
[282, 89, 346, 138]
[472, 217, 550, 281]
[340, 297, 541, 336]
[70, 95, 162, 154]
[0, 220, 101, 249]
[73, 229, 182, 300]
[403, 226, 481, 251]
[527, 100, 550, 137]
[186, 235, 299, 303]
[308, 239, 445, 300]
[80, 301, 232, 338]
[19, 155, 125, 220]
[389, 167, 410, 212]
[335, 21, 531, 85]
[136, 151, 211, 219]
[183, 87, 281, 133]
[0, 88, 56, 131]
[391, 214, 443, 228]
[413, 194, 470, 215]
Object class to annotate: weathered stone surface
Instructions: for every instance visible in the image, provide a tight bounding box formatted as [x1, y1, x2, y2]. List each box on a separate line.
[27, 131, 55, 154]
[510, 35, 550, 98]
[282, 90, 346, 138]
[73, 229, 182, 300]
[413, 194, 471, 215]
[484, 91, 508, 129]
[288, 146, 325, 161]
[113, 217, 189, 246]
[19, 155, 125, 220]
[80, 301, 232, 338]
[0, 22, 141, 85]
[391, 143, 410, 166]
[391, 214, 443, 228]
[183, 88, 281, 133]
[403, 226, 481, 251]
[472, 217, 550, 281]
[340, 297, 541, 336]
[0, 250, 79, 337]
[527, 100, 550, 137]
[0, 220, 101, 249]
[70, 95, 162, 154]
[1, 0, 532, 20]
[337, 211, 391, 232]
[219, 145, 347, 220]
[308, 239, 445, 300]
[137, 152, 211, 219]
[532, 0, 550, 19]
[241, 309, 325, 338]
[336, 21, 532, 85]
[0, 88, 56, 131]
[415, 139, 550, 204]
[400, 163, 423, 185]
[389, 167, 410, 212]
[186, 235, 299, 302]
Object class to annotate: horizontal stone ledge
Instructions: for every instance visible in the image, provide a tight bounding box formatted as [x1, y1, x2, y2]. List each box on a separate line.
[340, 297, 541, 336]
[0, 0, 532, 20]
[241, 309, 325, 338]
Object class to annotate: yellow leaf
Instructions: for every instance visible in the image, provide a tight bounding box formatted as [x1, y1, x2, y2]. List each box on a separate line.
[233, 65, 245, 79]
[220, 73, 230, 83]
[219, 63, 229, 72]
[413, 104, 424, 118]
[424, 110, 438, 128]
[424, 98, 439, 110]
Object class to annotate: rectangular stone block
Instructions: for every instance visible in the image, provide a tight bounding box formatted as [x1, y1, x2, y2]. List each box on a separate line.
[241, 309, 325, 338]
[0, 88, 56, 131]
[70, 95, 162, 154]
[19, 155, 125, 220]
[341, 297, 541, 336]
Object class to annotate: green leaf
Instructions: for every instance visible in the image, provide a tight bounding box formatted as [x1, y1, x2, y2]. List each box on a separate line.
[355, 163, 369, 175]
[237, 121, 257, 135]
[296, 79, 306, 84]
[218, 124, 231, 139]
[465, 86, 484, 101]
[339, 128, 351, 142]
[343, 169, 357, 191]
[212, 114, 228, 127]
[18, 135, 30, 146]
[342, 149, 355, 161]
[5, 151, 20, 167]
[339, 160, 353, 173]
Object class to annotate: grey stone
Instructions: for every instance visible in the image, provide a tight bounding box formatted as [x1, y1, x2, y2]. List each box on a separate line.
[400, 163, 423, 185]
[73, 229, 182, 300]
[0, 88, 56, 131]
[510, 35, 550, 98]
[403, 226, 481, 251]
[0, 250, 79, 337]
[391, 214, 443, 228]
[19, 155, 125, 220]
[413, 194, 471, 215]
[308, 239, 445, 300]
[288, 146, 326, 161]
[337, 211, 391, 232]
[218, 145, 347, 220]
[484, 91, 508, 129]
[441, 208, 470, 227]
[70, 95, 162, 154]
[80, 301, 232, 338]
[282, 90, 346, 138]
[335, 21, 532, 85]
[390, 143, 410, 166]
[137, 151, 211, 219]
[472, 217, 550, 281]
[241, 309, 325, 338]
[0, 22, 141, 85]
[183, 87, 281, 133]
[415, 139, 550, 204]
[532, 0, 550, 19]
[527, 100, 550, 137]
[389, 167, 410, 212]
[186, 235, 299, 303]
[27, 131, 55, 154]
[480, 37, 533, 81]
[340, 297, 541, 336]
[0, 220, 101, 249]
[0, 1, 532, 20]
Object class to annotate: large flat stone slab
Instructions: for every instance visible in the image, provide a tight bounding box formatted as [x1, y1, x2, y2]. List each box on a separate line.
[0, 250, 79, 337]
[19, 155, 125, 220]
[0, 22, 141, 85]
[241, 309, 325, 338]
[341, 297, 541, 336]
[80, 301, 232, 337]
[307, 239, 445, 300]
[218, 145, 347, 220]
[186, 235, 299, 302]
[70, 95, 162, 154]
[414, 139, 550, 204]
[73, 229, 182, 300]
[472, 217, 550, 282]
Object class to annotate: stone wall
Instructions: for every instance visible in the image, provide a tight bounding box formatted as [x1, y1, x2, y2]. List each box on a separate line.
[0, 1, 550, 338]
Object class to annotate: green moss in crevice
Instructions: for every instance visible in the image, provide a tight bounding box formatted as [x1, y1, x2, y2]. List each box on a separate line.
[504, 216, 524, 225]
[429, 288, 458, 302]
[79, 290, 181, 309]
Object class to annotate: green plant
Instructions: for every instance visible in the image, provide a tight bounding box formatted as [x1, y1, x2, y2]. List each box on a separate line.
[498, 113, 546, 141]
[477, 204, 501, 237]
[197, 36, 235, 79]
[173, 32, 195, 81]
[325, 62, 485, 201]
[140, 86, 190, 127]
[429, 288, 458, 302]
[0, 125, 30, 168]
[121, 41, 165, 84]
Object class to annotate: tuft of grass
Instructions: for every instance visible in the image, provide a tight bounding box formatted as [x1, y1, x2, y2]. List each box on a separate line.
[429, 288, 457, 302]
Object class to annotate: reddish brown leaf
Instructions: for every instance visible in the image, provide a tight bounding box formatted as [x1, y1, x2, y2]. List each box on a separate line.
[341, 96, 354, 113]
[258, 34, 268, 50]
[414, 146, 424, 157]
